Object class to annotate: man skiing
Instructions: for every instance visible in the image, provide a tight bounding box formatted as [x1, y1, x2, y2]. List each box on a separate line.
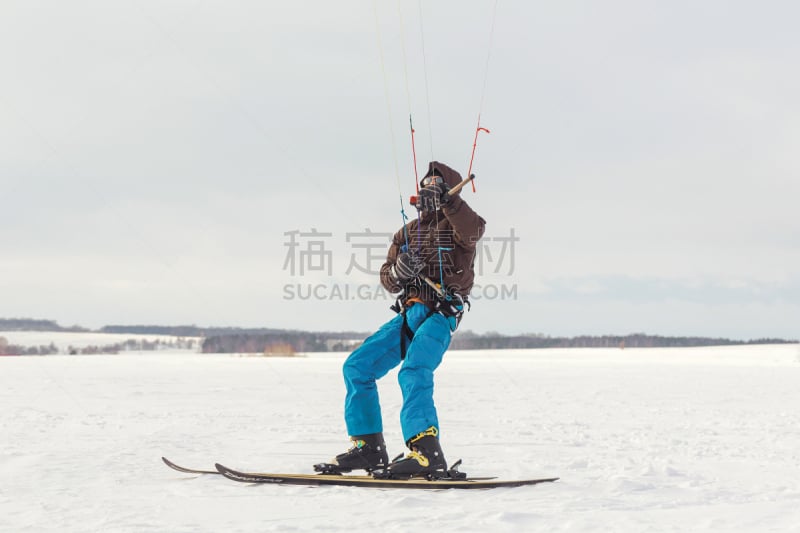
[319, 161, 486, 479]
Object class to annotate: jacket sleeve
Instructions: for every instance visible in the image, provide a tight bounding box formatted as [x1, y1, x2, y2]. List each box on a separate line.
[442, 196, 485, 249]
[379, 226, 406, 293]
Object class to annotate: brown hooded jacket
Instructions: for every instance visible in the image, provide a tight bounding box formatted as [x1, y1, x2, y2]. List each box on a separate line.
[379, 161, 486, 306]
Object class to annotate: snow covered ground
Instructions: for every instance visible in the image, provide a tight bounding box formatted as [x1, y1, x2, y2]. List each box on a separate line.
[2, 343, 800, 532]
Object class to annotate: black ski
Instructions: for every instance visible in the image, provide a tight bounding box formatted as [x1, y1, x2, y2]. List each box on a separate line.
[162, 456, 219, 475]
[214, 462, 559, 490]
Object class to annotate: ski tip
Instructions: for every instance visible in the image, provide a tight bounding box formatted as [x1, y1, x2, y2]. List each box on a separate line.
[215, 463, 263, 482]
[162, 456, 219, 475]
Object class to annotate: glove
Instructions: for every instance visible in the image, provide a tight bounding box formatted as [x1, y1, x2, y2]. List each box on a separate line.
[417, 179, 451, 212]
[391, 252, 425, 283]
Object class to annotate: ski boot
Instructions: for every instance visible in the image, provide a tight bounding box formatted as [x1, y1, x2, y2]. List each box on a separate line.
[373, 426, 447, 480]
[314, 433, 389, 474]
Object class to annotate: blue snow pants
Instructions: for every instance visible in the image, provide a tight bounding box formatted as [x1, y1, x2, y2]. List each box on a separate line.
[343, 303, 451, 443]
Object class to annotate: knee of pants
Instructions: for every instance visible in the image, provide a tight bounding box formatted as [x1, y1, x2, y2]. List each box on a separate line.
[404, 327, 449, 369]
[343, 356, 370, 386]
[397, 365, 434, 392]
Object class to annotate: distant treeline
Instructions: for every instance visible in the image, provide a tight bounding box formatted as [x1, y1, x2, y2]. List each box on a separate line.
[0, 318, 88, 332]
[65, 338, 197, 355]
[101, 324, 211, 337]
[0, 336, 197, 356]
[2, 318, 796, 354]
[100, 324, 367, 339]
[202, 331, 366, 354]
[0, 338, 59, 356]
[449, 332, 796, 350]
[201, 331, 796, 353]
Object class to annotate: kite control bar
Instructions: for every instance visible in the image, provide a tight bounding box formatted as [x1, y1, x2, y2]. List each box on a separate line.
[409, 174, 475, 207]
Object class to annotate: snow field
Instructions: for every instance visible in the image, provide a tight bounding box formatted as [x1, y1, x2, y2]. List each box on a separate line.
[1, 345, 799, 532]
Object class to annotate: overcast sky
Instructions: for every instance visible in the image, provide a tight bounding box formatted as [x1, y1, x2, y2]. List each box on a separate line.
[2, 1, 798, 339]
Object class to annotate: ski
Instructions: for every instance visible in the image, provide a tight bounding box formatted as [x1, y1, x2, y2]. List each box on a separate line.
[214, 462, 559, 490]
[162, 456, 219, 475]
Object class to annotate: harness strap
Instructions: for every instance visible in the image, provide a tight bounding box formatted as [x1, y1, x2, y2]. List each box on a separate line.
[392, 288, 470, 359]
[399, 302, 435, 360]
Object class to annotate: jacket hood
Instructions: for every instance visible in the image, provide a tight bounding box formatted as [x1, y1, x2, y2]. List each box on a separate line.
[425, 161, 463, 191]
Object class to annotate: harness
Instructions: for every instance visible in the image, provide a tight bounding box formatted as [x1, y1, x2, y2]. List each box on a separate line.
[390, 282, 470, 359]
